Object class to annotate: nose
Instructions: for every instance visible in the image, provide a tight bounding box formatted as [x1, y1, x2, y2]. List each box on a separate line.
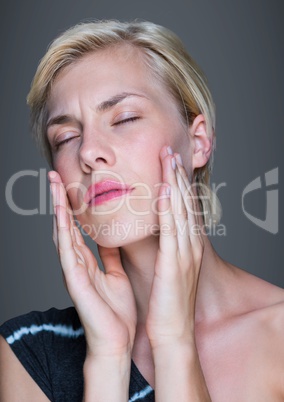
[79, 129, 116, 173]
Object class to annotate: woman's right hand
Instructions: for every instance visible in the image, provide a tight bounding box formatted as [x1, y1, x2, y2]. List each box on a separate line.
[48, 171, 137, 359]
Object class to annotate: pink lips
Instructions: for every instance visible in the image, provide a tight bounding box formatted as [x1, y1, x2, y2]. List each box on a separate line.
[84, 180, 133, 206]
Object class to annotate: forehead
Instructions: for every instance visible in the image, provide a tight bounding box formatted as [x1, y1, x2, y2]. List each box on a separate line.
[51, 45, 154, 96]
[47, 44, 180, 119]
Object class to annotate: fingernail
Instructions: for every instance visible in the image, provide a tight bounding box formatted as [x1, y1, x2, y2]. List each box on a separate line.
[48, 171, 56, 181]
[167, 146, 173, 155]
[171, 157, 176, 170]
[176, 153, 183, 165]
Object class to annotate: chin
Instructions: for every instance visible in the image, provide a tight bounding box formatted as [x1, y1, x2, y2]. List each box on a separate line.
[91, 234, 128, 248]
[90, 223, 159, 248]
[76, 210, 160, 247]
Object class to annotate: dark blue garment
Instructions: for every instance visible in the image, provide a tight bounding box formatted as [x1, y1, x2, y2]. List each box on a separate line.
[0, 307, 155, 401]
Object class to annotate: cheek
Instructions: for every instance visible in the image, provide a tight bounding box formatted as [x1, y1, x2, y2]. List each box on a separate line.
[53, 156, 76, 186]
[65, 186, 85, 214]
[53, 149, 78, 173]
[52, 161, 84, 210]
[141, 153, 163, 196]
[53, 157, 67, 178]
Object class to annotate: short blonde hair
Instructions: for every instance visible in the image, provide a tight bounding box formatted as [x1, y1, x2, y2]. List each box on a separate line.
[27, 20, 220, 224]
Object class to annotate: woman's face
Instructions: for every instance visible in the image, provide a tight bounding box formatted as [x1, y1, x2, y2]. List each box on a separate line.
[47, 45, 193, 246]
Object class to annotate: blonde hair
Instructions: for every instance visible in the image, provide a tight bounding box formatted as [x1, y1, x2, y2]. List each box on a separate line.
[27, 20, 220, 225]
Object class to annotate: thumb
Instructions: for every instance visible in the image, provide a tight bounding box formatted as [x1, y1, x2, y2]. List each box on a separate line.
[97, 245, 125, 276]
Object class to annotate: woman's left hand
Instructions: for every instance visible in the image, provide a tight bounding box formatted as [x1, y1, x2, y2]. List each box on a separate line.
[146, 145, 204, 349]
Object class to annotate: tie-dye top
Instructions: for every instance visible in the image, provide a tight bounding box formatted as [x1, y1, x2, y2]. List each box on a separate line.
[0, 307, 154, 401]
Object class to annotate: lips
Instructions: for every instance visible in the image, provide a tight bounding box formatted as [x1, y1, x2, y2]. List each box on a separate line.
[84, 180, 133, 206]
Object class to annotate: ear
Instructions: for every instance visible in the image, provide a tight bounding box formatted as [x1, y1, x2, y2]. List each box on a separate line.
[190, 114, 212, 170]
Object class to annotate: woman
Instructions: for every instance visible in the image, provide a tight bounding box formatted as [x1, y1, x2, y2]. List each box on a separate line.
[0, 20, 283, 402]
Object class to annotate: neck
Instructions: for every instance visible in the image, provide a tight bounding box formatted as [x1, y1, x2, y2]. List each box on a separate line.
[120, 235, 159, 323]
[119, 229, 228, 326]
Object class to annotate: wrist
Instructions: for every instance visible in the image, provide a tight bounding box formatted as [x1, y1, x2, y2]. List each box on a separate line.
[152, 342, 211, 402]
[149, 333, 196, 354]
[85, 337, 133, 359]
[151, 339, 196, 362]
[146, 319, 195, 351]
[84, 350, 132, 372]
[83, 353, 131, 402]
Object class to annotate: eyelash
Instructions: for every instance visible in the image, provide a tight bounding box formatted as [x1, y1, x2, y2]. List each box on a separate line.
[54, 137, 76, 150]
[54, 117, 140, 150]
[114, 116, 140, 125]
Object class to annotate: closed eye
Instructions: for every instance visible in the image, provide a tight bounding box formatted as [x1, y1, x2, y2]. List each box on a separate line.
[114, 116, 140, 126]
[53, 117, 139, 150]
[54, 136, 79, 149]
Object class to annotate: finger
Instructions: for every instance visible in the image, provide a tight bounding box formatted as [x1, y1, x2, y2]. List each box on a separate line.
[66, 201, 77, 246]
[65, 204, 86, 248]
[50, 176, 60, 251]
[65, 198, 85, 248]
[49, 180, 79, 273]
[55, 204, 82, 272]
[51, 188, 80, 257]
[159, 148, 182, 219]
[174, 155, 201, 223]
[72, 222, 85, 246]
[97, 245, 125, 276]
[52, 212, 58, 250]
[49, 172, 97, 279]
[48, 172, 104, 310]
[53, 202, 100, 300]
[174, 165, 192, 255]
[175, 154, 204, 250]
[157, 181, 177, 258]
[49, 171, 78, 246]
[160, 148, 189, 253]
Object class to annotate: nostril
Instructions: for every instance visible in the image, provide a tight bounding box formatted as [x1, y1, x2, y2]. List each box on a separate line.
[95, 157, 108, 163]
[78, 131, 116, 169]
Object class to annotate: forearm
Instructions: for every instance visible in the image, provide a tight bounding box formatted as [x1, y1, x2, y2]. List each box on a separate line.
[83, 354, 131, 402]
[152, 342, 211, 402]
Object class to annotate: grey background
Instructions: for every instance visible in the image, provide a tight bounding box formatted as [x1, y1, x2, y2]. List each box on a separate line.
[1, 0, 283, 324]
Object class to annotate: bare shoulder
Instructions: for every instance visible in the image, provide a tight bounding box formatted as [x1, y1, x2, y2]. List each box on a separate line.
[248, 279, 284, 397]
[231, 265, 284, 386]
[251, 279, 284, 348]
[228, 262, 284, 314]
[251, 281, 284, 339]
[218, 265, 284, 398]
[0, 335, 50, 402]
[218, 262, 284, 354]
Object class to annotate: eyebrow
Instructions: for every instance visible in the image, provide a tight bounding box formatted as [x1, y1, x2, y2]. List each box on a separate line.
[96, 92, 147, 112]
[47, 92, 147, 129]
[46, 115, 81, 130]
